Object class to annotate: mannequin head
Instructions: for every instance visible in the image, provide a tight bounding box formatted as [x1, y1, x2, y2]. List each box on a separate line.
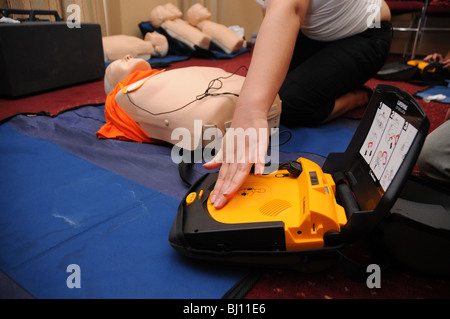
[186, 3, 211, 26]
[104, 55, 151, 95]
[144, 32, 169, 57]
[102, 35, 154, 62]
[149, 3, 182, 28]
[149, 5, 171, 28]
[164, 3, 183, 18]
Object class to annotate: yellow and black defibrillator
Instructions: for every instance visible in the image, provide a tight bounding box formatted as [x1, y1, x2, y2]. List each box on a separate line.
[169, 85, 430, 271]
[376, 59, 449, 84]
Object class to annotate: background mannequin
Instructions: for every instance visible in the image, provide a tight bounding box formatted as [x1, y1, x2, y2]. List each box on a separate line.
[186, 3, 244, 54]
[149, 3, 210, 51]
[102, 33, 168, 62]
[144, 32, 169, 57]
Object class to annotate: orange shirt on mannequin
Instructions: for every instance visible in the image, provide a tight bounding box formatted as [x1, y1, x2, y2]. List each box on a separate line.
[97, 69, 163, 143]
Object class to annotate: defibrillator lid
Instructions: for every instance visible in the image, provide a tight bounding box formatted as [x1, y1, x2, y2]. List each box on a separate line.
[322, 84, 429, 243]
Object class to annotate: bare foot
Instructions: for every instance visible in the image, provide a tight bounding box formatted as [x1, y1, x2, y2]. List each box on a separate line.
[322, 87, 371, 123]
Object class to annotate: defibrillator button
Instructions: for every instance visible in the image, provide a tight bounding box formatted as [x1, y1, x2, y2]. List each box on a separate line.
[186, 192, 197, 206]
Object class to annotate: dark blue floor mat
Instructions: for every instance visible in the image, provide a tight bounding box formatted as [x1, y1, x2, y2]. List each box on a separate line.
[0, 123, 248, 299]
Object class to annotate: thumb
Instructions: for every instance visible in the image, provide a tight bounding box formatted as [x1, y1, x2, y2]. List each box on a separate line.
[203, 160, 222, 170]
[203, 148, 223, 170]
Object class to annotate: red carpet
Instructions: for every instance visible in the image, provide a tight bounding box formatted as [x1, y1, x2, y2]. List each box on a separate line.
[0, 79, 106, 122]
[246, 267, 450, 299]
[244, 242, 450, 299]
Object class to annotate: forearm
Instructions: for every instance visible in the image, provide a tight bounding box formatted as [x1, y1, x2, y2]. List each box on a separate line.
[234, 0, 308, 121]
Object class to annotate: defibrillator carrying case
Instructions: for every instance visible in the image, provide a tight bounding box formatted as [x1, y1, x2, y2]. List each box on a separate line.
[0, 9, 104, 98]
[169, 85, 431, 274]
[376, 175, 450, 278]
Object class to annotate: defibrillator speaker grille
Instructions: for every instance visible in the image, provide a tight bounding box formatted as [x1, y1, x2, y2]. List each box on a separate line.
[259, 199, 292, 217]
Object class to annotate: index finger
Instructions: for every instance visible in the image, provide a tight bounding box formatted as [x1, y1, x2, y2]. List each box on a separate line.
[211, 162, 252, 209]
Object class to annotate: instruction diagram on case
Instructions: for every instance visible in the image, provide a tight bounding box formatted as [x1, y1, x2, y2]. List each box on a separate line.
[360, 102, 417, 191]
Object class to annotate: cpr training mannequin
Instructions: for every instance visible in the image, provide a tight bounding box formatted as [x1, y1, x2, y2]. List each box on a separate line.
[98, 55, 282, 151]
[186, 3, 244, 54]
[102, 33, 169, 62]
[149, 3, 210, 51]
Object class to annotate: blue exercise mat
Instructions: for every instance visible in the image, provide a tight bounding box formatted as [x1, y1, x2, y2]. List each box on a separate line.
[0, 123, 247, 299]
[8, 107, 191, 201]
[415, 83, 450, 104]
[278, 120, 357, 157]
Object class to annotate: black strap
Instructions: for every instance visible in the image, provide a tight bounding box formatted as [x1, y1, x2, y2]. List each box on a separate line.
[337, 237, 391, 283]
[222, 271, 263, 299]
[177, 149, 199, 187]
[178, 161, 195, 187]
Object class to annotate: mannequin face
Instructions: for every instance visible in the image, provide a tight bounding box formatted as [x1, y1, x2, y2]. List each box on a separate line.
[149, 5, 171, 27]
[164, 3, 182, 18]
[144, 32, 169, 56]
[105, 55, 151, 89]
[149, 3, 182, 27]
[187, 3, 211, 25]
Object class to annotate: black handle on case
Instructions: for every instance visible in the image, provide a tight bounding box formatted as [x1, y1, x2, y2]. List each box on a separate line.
[1, 8, 62, 21]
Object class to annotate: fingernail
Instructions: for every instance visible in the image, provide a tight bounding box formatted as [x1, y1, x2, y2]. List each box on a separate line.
[255, 166, 264, 175]
[223, 187, 234, 197]
[213, 197, 223, 208]
[210, 194, 216, 204]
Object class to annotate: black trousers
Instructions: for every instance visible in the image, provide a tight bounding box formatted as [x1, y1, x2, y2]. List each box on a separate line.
[279, 21, 393, 127]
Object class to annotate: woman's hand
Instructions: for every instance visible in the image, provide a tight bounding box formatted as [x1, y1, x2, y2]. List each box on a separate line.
[424, 52, 450, 71]
[203, 114, 269, 209]
[424, 53, 444, 63]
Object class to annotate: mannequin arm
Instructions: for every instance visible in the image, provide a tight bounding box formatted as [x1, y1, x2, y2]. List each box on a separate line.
[198, 21, 244, 54]
[163, 19, 211, 50]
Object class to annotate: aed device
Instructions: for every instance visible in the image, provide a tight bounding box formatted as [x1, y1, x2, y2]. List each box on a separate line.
[169, 85, 430, 270]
